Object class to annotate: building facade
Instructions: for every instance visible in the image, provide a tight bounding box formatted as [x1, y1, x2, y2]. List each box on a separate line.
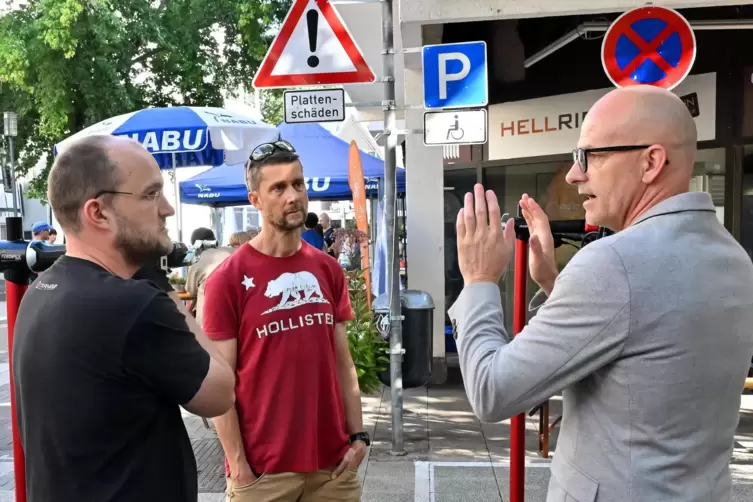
[339, 1, 753, 383]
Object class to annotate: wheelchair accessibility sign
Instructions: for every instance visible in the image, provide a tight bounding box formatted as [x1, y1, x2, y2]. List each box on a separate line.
[423, 109, 487, 146]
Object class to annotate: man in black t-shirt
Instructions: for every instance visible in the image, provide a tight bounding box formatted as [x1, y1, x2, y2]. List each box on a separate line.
[13, 135, 235, 502]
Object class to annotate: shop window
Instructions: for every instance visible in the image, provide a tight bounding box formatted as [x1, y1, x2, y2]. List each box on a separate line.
[691, 148, 725, 225]
[443, 169, 477, 320]
[740, 146, 753, 260]
[233, 207, 260, 233]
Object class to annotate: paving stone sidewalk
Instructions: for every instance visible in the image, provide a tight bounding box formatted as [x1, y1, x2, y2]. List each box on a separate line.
[0, 346, 752, 501]
[186, 367, 753, 501]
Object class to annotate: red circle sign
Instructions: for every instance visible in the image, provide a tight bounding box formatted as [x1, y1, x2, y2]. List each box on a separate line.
[601, 6, 696, 90]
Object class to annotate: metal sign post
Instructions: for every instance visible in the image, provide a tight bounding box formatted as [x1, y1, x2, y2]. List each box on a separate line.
[381, 0, 406, 457]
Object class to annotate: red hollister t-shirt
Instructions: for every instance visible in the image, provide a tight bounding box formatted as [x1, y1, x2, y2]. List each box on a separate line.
[202, 241, 354, 475]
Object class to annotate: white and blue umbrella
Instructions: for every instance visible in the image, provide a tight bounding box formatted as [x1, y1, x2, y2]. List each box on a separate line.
[53, 106, 279, 168]
[53, 106, 279, 241]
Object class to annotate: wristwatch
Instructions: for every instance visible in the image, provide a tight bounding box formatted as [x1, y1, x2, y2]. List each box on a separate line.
[349, 432, 371, 446]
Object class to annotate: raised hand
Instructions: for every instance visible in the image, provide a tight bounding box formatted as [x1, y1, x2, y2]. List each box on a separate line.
[456, 184, 515, 286]
[519, 194, 558, 295]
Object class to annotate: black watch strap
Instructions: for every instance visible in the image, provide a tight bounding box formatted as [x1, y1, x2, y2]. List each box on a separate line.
[349, 432, 370, 446]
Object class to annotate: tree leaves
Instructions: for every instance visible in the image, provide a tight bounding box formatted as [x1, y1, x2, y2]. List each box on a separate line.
[0, 0, 292, 200]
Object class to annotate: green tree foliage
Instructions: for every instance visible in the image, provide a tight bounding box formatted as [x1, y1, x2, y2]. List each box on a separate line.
[0, 0, 291, 200]
[260, 89, 284, 126]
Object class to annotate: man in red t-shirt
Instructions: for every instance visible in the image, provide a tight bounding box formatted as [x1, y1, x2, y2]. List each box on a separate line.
[203, 140, 368, 501]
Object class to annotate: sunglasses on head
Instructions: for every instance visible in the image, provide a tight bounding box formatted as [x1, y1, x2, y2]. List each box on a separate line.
[249, 140, 296, 164]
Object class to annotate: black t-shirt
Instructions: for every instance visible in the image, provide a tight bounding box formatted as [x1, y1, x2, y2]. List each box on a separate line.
[133, 262, 174, 292]
[13, 256, 210, 502]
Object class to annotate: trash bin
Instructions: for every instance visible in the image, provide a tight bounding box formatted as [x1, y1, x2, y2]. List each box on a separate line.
[373, 290, 435, 389]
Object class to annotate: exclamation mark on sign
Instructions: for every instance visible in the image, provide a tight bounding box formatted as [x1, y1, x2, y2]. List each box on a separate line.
[306, 9, 320, 68]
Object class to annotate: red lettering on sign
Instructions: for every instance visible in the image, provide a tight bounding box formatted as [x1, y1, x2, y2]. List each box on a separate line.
[501, 122, 515, 137]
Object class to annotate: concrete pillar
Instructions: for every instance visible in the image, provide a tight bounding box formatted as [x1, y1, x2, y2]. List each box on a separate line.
[402, 23, 447, 384]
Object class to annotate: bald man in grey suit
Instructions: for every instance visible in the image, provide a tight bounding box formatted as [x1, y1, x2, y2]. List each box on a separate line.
[449, 86, 753, 502]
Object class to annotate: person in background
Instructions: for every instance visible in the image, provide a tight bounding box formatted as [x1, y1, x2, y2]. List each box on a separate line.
[31, 221, 53, 241]
[229, 230, 253, 248]
[203, 141, 367, 501]
[48, 228, 58, 244]
[28, 222, 55, 281]
[301, 211, 325, 250]
[245, 226, 261, 240]
[320, 212, 335, 256]
[190, 227, 215, 247]
[186, 229, 251, 326]
[13, 135, 235, 502]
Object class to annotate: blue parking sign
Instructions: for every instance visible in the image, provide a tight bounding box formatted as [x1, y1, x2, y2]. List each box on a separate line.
[422, 41, 488, 109]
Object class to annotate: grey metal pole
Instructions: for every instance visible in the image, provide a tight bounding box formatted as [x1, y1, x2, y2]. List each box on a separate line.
[172, 153, 182, 243]
[214, 207, 223, 245]
[8, 137, 18, 216]
[381, 0, 405, 456]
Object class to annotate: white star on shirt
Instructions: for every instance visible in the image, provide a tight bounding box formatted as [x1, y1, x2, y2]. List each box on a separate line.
[241, 275, 255, 290]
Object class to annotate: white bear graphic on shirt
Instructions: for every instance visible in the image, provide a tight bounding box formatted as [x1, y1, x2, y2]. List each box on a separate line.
[262, 271, 329, 315]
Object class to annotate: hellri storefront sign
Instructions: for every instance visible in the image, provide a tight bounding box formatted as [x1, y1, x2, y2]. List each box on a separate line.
[487, 72, 716, 161]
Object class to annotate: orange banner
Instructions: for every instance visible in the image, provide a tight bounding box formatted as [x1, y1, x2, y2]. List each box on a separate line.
[348, 140, 372, 308]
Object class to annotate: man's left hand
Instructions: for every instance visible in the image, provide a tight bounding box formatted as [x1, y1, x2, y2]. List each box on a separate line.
[331, 440, 368, 479]
[457, 184, 516, 286]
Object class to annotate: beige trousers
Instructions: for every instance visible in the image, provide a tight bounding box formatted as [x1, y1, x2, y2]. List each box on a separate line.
[225, 466, 361, 502]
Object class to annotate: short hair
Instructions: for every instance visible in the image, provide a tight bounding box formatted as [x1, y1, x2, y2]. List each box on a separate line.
[305, 212, 318, 229]
[245, 226, 260, 239]
[49, 229, 57, 235]
[245, 149, 301, 192]
[190, 227, 215, 244]
[47, 136, 120, 232]
[229, 231, 252, 246]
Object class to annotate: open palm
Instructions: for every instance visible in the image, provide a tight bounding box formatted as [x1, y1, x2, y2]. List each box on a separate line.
[520, 194, 559, 295]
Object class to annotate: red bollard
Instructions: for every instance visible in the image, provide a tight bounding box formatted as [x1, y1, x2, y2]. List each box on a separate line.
[3, 215, 28, 502]
[510, 237, 528, 502]
[6, 279, 27, 502]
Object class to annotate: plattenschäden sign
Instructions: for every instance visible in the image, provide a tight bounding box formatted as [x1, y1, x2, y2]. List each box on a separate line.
[284, 89, 346, 124]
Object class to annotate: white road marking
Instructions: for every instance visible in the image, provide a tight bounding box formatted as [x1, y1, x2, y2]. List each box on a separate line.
[414, 460, 552, 502]
[0, 364, 8, 388]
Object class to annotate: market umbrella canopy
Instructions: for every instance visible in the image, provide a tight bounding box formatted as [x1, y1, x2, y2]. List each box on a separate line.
[179, 123, 406, 206]
[53, 106, 280, 169]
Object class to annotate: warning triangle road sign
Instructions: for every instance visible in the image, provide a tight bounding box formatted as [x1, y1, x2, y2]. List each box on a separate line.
[253, 0, 376, 89]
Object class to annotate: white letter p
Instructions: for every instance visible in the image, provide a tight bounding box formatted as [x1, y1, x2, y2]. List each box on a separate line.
[438, 52, 471, 100]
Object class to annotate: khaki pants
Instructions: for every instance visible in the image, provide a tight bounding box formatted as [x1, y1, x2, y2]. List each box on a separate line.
[225, 466, 361, 501]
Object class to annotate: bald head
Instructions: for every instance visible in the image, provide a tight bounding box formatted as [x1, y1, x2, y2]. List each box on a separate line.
[568, 85, 700, 231]
[48, 135, 150, 232]
[583, 85, 697, 175]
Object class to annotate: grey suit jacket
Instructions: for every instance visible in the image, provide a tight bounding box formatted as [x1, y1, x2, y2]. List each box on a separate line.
[448, 192, 753, 502]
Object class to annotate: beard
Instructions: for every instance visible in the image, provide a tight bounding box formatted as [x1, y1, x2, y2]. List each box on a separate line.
[270, 206, 305, 233]
[114, 215, 172, 267]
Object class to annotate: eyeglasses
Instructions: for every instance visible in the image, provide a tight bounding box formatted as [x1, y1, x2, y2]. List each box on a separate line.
[95, 190, 164, 203]
[572, 145, 651, 173]
[249, 140, 296, 164]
